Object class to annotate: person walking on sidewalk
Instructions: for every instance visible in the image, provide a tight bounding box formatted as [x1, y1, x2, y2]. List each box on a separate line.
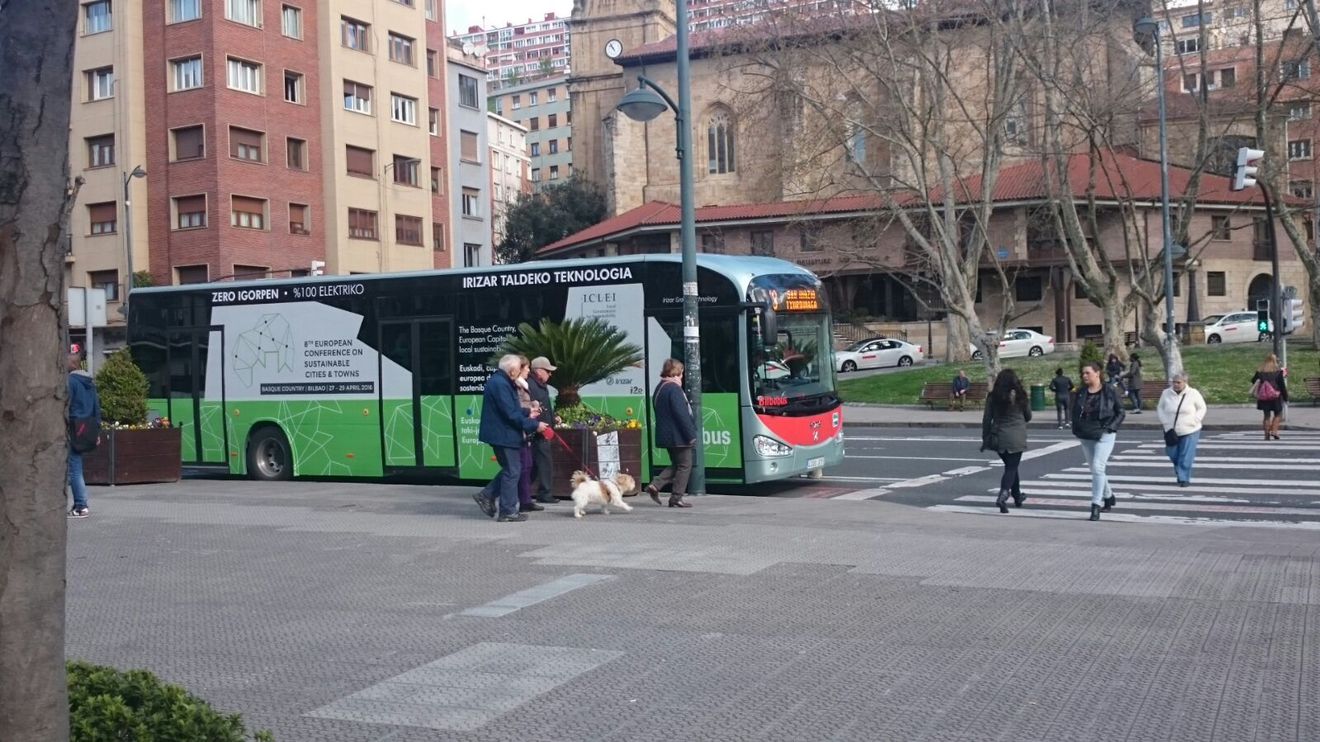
[981, 369, 1031, 513]
[513, 356, 543, 514]
[67, 351, 101, 518]
[1123, 352, 1144, 413]
[527, 356, 559, 504]
[473, 354, 548, 522]
[1156, 371, 1206, 487]
[1072, 361, 1126, 521]
[1049, 367, 1073, 429]
[645, 358, 697, 509]
[1250, 353, 1288, 441]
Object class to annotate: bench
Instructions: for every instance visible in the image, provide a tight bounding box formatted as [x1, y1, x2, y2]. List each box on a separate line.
[920, 381, 989, 409]
[1305, 377, 1320, 406]
[1118, 377, 1166, 410]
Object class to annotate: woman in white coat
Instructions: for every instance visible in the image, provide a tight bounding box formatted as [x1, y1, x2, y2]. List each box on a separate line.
[1156, 371, 1207, 487]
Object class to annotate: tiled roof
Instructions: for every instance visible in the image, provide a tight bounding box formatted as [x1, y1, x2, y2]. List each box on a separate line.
[540, 150, 1290, 254]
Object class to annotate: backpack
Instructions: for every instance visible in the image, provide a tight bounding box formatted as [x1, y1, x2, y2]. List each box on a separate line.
[69, 391, 102, 454]
[1256, 378, 1281, 402]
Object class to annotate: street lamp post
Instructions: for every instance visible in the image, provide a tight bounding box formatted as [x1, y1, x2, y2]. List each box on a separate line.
[1134, 18, 1178, 346]
[616, 7, 705, 494]
[121, 165, 146, 313]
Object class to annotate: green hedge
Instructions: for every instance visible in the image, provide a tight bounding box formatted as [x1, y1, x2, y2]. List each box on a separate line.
[68, 661, 273, 741]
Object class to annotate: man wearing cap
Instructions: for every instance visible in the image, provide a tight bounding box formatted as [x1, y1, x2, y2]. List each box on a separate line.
[528, 356, 559, 504]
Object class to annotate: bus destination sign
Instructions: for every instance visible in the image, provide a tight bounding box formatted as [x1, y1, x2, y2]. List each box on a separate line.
[782, 288, 822, 312]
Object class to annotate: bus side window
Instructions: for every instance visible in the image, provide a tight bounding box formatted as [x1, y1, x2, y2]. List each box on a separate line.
[651, 312, 738, 395]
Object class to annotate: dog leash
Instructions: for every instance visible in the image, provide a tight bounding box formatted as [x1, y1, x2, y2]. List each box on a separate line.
[545, 428, 597, 479]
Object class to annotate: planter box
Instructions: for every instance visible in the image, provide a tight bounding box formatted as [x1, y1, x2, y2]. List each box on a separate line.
[548, 428, 643, 498]
[83, 427, 183, 485]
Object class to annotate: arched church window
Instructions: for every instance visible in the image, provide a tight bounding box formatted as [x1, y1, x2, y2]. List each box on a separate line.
[707, 109, 735, 174]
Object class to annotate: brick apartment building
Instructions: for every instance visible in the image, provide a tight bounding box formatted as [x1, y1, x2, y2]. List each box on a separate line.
[488, 74, 573, 190]
[67, 0, 461, 348]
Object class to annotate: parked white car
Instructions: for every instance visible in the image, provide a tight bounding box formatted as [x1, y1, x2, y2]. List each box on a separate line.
[969, 329, 1056, 359]
[1203, 312, 1271, 344]
[835, 338, 925, 372]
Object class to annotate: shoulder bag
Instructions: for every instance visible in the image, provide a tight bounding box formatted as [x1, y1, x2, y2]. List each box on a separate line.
[1162, 392, 1186, 447]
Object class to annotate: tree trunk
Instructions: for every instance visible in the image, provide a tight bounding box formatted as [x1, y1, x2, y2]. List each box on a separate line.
[1138, 300, 1184, 383]
[1101, 300, 1128, 362]
[944, 314, 971, 363]
[0, 3, 78, 740]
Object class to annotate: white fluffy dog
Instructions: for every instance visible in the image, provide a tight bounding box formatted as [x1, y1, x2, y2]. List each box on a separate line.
[570, 470, 637, 518]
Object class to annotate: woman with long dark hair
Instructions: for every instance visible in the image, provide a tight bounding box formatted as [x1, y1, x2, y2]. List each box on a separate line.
[1072, 361, 1126, 521]
[981, 368, 1032, 513]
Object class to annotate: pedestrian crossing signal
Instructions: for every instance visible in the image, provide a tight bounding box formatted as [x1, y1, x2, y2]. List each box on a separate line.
[1257, 309, 1270, 333]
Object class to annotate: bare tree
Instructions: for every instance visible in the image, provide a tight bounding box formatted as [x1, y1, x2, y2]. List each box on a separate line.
[0, 3, 79, 740]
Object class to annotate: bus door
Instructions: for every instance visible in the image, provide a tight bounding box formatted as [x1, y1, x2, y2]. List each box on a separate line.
[378, 318, 457, 471]
[167, 326, 227, 466]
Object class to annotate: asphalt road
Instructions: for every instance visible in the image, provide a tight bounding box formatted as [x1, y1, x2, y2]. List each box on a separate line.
[807, 426, 1320, 529]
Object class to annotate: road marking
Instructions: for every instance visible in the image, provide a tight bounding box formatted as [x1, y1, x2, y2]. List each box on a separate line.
[996, 486, 1250, 504]
[926, 504, 1320, 529]
[459, 574, 615, 618]
[1014, 480, 1287, 499]
[1105, 461, 1320, 471]
[843, 436, 984, 443]
[832, 488, 891, 501]
[842, 455, 992, 462]
[1021, 440, 1081, 461]
[814, 475, 905, 483]
[956, 495, 1317, 516]
[1115, 454, 1320, 464]
[1044, 472, 1320, 488]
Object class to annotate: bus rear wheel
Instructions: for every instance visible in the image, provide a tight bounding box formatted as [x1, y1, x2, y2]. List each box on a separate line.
[247, 425, 293, 481]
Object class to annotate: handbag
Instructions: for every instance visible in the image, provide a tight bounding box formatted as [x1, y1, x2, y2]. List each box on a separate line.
[1162, 391, 1186, 447]
[981, 429, 999, 452]
[1256, 377, 1281, 402]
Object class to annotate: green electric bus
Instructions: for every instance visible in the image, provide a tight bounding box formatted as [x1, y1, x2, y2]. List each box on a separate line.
[127, 254, 845, 485]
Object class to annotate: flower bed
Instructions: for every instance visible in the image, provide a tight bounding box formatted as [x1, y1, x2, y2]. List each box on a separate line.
[548, 427, 644, 498]
[83, 426, 182, 485]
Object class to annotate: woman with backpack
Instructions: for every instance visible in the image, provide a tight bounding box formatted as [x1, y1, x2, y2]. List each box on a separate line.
[981, 369, 1031, 514]
[1251, 353, 1288, 440]
[1072, 361, 1126, 521]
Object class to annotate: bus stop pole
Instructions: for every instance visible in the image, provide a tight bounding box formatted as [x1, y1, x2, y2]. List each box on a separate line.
[674, 0, 704, 495]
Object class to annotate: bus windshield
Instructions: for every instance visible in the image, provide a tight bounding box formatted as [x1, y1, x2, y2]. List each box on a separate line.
[746, 276, 838, 413]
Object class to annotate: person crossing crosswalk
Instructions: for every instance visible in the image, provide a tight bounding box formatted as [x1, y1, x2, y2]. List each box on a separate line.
[929, 430, 1320, 529]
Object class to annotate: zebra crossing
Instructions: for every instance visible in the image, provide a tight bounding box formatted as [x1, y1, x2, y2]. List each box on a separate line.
[928, 430, 1320, 529]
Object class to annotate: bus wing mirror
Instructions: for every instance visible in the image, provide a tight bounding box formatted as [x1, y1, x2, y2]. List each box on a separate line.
[760, 305, 778, 347]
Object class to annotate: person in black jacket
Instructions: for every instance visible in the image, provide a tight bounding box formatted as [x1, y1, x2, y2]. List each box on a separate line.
[67, 351, 101, 518]
[982, 369, 1031, 513]
[1049, 367, 1072, 429]
[1072, 361, 1126, 521]
[1251, 353, 1289, 441]
[645, 358, 697, 509]
[527, 356, 559, 503]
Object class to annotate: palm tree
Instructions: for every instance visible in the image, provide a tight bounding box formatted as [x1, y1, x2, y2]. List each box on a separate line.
[497, 317, 643, 408]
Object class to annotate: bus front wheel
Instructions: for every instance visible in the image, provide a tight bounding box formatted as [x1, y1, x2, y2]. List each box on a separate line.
[247, 425, 293, 481]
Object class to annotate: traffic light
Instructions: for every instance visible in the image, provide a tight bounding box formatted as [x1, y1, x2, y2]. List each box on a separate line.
[1283, 298, 1306, 334]
[310, 260, 325, 277]
[1257, 308, 1271, 334]
[1232, 147, 1265, 191]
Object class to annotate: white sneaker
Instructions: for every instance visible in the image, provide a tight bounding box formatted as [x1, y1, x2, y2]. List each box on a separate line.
[68, 507, 89, 518]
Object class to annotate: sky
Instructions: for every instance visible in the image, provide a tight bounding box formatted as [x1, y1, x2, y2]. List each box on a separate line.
[446, 0, 573, 36]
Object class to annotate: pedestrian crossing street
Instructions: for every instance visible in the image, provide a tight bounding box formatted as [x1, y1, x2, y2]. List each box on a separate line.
[927, 430, 1320, 529]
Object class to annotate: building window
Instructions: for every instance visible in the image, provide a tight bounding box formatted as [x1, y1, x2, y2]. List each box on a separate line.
[1176, 38, 1201, 55]
[433, 222, 445, 252]
[548, 139, 559, 154]
[284, 71, 304, 103]
[87, 67, 115, 101]
[89, 270, 119, 302]
[289, 203, 309, 234]
[460, 130, 479, 162]
[462, 188, 480, 217]
[707, 110, 736, 174]
[547, 87, 557, 102]
[1283, 60, 1311, 81]
[174, 195, 206, 229]
[1180, 11, 1211, 27]
[341, 17, 370, 51]
[529, 91, 539, 107]
[233, 264, 269, 280]
[286, 137, 306, 170]
[430, 167, 442, 194]
[1207, 271, 1227, 296]
[549, 165, 559, 180]
[225, 0, 260, 27]
[1014, 275, 1044, 302]
[1291, 180, 1314, 198]
[1182, 73, 1200, 93]
[530, 142, 541, 157]
[226, 57, 262, 94]
[343, 80, 372, 114]
[84, 1, 112, 34]
[391, 0, 414, 6]
[1211, 215, 1231, 240]
[425, 0, 437, 21]
[348, 208, 378, 239]
[281, 4, 301, 37]
[230, 196, 266, 229]
[229, 127, 264, 162]
[388, 33, 415, 66]
[528, 117, 540, 131]
[88, 202, 117, 235]
[429, 108, 439, 136]
[395, 215, 423, 245]
[548, 113, 558, 127]
[531, 167, 540, 182]
[751, 230, 774, 256]
[464, 243, 481, 267]
[391, 155, 419, 186]
[1289, 139, 1312, 160]
[171, 56, 203, 91]
[176, 265, 209, 284]
[701, 232, 725, 254]
[800, 228, 822, 252]
[390, 93, 417, 125]
[1289, 102, 1312, 121]
[512, 95, 521, 110]
[346, 145, 375, 178]
[170, 0, 201, 23]
[172, 125, 204, 160]
[459, 74, 479, 108]
[86, 134, 114, 168]
[847, 117, 867, 163]
[427, 50, 439, 77]
[1220, 68, 1236, 87]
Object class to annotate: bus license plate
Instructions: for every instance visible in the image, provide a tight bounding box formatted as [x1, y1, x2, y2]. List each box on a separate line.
[807, 457, 824, 469]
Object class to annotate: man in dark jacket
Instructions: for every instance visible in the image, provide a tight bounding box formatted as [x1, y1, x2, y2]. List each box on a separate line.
[67, 351, 101, 518]
[527, 356, 558, 504]
[1049, 367, 1073, 429]
[473, 354, 547, 522]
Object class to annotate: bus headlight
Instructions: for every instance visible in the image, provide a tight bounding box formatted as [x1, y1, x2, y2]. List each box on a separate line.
[754, 435, 793, 457]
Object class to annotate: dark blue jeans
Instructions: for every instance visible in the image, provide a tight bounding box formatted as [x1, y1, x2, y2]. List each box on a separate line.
[480, 445, 522, 517]
[68, 449, 88, 510]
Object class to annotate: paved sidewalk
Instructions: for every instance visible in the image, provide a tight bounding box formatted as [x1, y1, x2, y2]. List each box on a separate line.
[844, 401, 1320, 429]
